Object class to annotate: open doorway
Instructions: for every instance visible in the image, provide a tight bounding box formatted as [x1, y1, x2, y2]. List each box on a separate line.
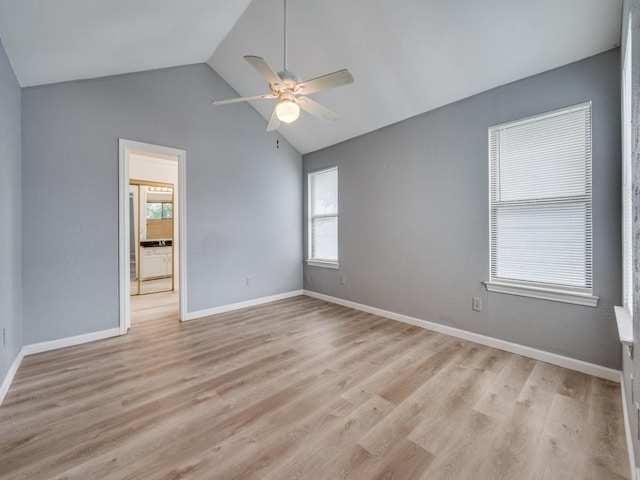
[119, 139, 187, 333]
[130, 179, 176, 295]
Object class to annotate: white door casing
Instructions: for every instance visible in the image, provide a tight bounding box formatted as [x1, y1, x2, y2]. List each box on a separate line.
[118, 139, 187, 333]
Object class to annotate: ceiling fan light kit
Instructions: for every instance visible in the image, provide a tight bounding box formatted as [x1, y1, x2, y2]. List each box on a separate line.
[211, 0, 354, 131]
[275, 99, 300, 123]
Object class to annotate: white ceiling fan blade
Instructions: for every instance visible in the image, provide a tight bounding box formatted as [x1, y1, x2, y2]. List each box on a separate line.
[296, 96, 339, 122]
[266, 104, 281, 131]
[295, 69, 354, 95]
[244, 55, 283, 87]
[212, 93, 276, 106]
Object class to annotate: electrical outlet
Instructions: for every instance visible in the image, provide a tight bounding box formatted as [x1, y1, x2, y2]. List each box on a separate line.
[246, 276, 251, 286]
[340, 274, 346, 285]
[472, 297, 482, 312]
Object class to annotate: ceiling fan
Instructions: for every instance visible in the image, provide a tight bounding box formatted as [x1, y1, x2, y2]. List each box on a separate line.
[211, 0, 354, 131]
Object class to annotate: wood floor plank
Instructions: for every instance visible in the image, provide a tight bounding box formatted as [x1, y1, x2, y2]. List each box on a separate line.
[359, 353, 479, 457]
[415, 410, 495, 480]
[377, 336, 466, 404]
[183, 397, 357, 480]
[340, 328, 440, 405]
[471, 361, 568, 480]
[408, 362, 497, 455]
[322, 438, 434, 480]
[0, 292, 630, 479]
[473, 353, 536, 419]
[529, 394, 589, 480]
[261, 394, 395, 480]
[582, 377, 630, 478]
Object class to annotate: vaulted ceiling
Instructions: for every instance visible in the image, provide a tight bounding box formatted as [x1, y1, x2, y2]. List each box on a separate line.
[0, 0, 622, 154]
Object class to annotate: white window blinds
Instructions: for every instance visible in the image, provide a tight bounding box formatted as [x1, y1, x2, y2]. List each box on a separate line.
[489, 103, 593, 295]
[309, 167, 338, 263]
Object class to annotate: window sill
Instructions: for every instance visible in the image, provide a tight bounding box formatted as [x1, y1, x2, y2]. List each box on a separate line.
[614, 306, 634, 345]
[306, 260, 340, 269]
[484, 281, 599, 307]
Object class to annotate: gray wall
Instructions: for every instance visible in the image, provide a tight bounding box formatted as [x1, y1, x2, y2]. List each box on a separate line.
[304, 49, 621, 369]
[623, 0, 640, 469]
[22, 64, 302, 344]
[0, 39, 22, 382]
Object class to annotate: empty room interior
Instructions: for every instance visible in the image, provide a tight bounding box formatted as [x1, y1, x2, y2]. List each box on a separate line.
[1, 0, 640, 478]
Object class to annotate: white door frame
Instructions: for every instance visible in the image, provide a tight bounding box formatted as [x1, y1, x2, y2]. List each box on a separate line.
[119, 139, 187, 333]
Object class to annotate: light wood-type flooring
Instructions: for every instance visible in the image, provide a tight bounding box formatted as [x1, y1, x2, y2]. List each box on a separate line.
[0, 293, 630, 479]
[130, 276, 174, 295]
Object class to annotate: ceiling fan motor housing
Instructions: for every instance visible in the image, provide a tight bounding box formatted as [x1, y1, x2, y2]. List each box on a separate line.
[275, 70, 301, 87]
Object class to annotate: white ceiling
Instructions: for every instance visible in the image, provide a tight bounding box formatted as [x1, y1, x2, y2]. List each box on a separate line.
[0, 0, 252, 87]
[0, 0, 622, 154]
[209, 0, 622, 154]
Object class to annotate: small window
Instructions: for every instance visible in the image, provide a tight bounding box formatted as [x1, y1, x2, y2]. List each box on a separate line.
[308, 167, 338, 267]
[162, 203, 173, 219]
[487, 103, 597, 306]
[146, 202, 173, 220]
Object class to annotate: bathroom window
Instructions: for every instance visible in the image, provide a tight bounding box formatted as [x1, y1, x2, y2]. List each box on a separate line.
[146, 202, 173, 219]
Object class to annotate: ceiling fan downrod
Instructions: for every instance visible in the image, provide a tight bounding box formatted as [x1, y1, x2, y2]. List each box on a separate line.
[283, 0, 288, 72]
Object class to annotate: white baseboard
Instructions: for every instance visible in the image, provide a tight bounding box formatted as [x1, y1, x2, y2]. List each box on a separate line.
[0, 348, 25, 405]
[183, 290, 304, 321]
[303, 290, 620, 382]
[621, 374, 638, 480]
[1, 328, 121, 405]
[22, 328, 121, 356]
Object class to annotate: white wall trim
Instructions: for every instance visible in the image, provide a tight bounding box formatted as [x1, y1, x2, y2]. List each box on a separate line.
[306, 260, 340, 269]
[0, 348, 25, 405]
[22, 328, 121, 356]
[485, 281, 599, 307]
[118, 139, 129, 334]
[1, 328, 121, 405]
[621, 374, 638, 480]
[615, 306, 635, 344]
[303, 290, 620, 382]
[184, 290, 304, 321]
[119, 139, 188, 334]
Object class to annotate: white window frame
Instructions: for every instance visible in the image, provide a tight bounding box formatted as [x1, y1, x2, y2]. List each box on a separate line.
[485, 103, 599, 307]
[307, 166, 339, 269]
[622, 17, 634, 316]
[615, 16, 634, 346]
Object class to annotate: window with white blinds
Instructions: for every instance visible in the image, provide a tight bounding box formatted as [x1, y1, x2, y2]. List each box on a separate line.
[487, 103, 597, 306]
[308, 167, 338, 267]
